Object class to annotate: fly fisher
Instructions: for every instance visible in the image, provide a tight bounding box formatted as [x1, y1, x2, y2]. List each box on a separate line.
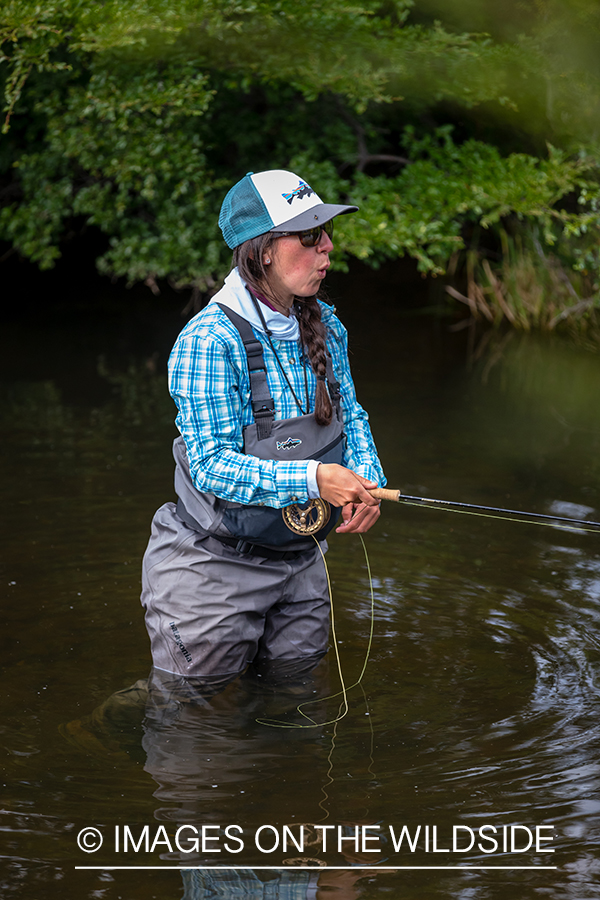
[140, 169, 386, 695]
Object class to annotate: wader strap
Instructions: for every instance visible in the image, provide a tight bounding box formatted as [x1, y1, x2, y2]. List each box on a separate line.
[216, 301, 342, 433]
[217, 303, 275, 439]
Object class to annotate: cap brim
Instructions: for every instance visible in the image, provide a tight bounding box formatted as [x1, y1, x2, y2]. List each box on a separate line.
[270, 203, 358, 232]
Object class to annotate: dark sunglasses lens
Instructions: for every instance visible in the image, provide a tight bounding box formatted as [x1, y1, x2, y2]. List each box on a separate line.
[298, 221, 334, 247]
[299, 229, 319, 247]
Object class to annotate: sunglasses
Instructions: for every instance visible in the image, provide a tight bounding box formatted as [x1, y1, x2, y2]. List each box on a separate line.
[272, 219, 334, 247]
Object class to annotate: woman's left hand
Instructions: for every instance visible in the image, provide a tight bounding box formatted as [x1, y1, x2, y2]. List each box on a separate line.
[336, 500, 381, 534]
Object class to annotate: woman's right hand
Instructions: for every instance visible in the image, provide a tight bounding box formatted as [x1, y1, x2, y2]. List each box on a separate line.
[316, 464, 378, 508]
[316, 464, 381, 534]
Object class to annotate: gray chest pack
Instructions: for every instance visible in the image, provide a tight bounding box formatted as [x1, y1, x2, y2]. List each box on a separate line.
[174, 303, 344, 555]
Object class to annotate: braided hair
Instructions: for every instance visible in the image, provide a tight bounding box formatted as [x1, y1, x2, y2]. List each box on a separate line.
[293, 296, 332, 426]
[232, 236, 333, 426]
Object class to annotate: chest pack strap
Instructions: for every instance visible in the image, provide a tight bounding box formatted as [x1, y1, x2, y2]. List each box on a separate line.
[217, 303, 275, 440]
[216, 301, 342, 438]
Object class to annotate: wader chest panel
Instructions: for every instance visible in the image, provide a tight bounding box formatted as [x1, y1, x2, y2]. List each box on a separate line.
[175, 302, 344, 550]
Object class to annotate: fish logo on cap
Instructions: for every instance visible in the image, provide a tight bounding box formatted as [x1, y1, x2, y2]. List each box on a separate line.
[282, 180, 314, 205]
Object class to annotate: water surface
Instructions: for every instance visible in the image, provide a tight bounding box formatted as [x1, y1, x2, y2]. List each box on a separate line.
[2, 272, 600, 899]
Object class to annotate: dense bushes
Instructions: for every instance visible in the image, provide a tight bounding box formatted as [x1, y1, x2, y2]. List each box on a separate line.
[2, 1, 600, 328]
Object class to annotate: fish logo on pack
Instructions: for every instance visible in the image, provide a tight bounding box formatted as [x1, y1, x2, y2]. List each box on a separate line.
[276, 437, 303, 451]
[282, 180, 314, 205]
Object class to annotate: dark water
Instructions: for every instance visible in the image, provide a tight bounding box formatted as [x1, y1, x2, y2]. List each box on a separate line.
[2, 268, 600, 899]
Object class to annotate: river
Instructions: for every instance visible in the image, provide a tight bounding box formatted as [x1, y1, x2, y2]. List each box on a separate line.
[1, 260, 599, 898]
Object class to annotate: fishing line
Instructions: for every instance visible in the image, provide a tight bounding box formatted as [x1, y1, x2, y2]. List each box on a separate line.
[317, 719, 338, 821]
[255, 534, 376, 730]
[398, 499, 600, 534]
[369, 488, 600, 535]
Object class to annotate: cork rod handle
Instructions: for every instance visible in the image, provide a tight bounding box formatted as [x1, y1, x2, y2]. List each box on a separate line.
[369, 487, 401, 502]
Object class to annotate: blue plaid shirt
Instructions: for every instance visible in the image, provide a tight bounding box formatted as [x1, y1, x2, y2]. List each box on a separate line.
[181, 868, 317, 899]
[168, 294, 385, 510]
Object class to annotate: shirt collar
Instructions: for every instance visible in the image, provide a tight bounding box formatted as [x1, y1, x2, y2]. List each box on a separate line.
[210, 268, 300, 341]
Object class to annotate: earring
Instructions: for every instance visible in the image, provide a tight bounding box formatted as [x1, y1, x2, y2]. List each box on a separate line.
[264, 257, 271, 265]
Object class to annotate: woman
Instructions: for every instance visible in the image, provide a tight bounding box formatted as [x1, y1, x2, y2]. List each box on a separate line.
[141, 169, 385, 694]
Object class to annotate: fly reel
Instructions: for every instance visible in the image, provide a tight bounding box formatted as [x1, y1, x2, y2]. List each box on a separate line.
[282, 499, 331, 535]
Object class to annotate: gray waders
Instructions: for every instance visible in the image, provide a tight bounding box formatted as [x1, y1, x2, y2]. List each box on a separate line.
[141, 304, 344, 683]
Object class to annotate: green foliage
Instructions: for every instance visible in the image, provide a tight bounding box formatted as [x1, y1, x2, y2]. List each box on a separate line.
[415, 0, 600, 147]
[2, 0, 600, 299]
[0, 0, 83, 132]
[326, 131, 591, 273]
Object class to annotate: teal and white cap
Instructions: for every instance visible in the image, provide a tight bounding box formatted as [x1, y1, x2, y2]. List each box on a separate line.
[218, 169, 358, 249]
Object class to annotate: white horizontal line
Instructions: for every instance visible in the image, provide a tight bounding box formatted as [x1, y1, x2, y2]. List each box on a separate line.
[75, 865, 558, 871]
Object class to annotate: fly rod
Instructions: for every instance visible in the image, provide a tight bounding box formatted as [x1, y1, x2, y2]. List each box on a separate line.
[369, 488, 600, 533]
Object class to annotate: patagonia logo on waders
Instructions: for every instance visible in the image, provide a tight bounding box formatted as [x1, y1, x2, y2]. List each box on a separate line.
[276, 437, 302, 451]
[169, 622, 192, 664]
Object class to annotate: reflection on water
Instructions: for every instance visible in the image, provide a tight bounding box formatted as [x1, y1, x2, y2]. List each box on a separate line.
[2, 291, 600, 898]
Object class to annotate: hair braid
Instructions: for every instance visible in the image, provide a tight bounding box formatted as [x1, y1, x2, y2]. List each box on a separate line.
[295, 296, 333, 426]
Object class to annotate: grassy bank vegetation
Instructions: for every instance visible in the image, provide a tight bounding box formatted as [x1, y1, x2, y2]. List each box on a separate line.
[446, 225, 600, 343]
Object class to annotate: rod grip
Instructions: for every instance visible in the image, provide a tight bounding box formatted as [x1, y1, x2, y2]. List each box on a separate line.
[369, 487, 401, 502]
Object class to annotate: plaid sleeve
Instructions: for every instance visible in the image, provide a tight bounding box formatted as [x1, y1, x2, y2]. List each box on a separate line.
[324, 310, 386, 487]
[168, 323, 313, 509]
